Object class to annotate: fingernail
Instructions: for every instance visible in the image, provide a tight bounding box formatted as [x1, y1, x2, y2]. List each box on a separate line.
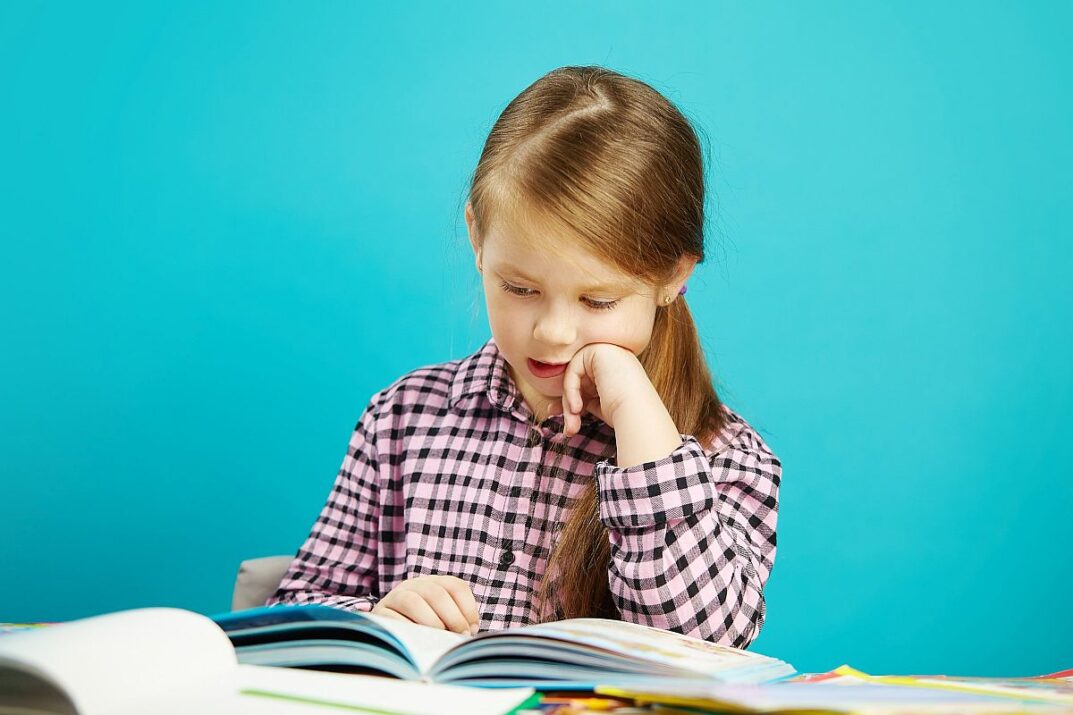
[470, 623, 479, 635]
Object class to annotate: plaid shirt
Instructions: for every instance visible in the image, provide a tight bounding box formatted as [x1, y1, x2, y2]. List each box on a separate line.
[268, 338, 781, 648]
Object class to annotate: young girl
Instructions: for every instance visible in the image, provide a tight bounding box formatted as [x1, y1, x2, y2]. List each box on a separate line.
[268, 65, 781, 649]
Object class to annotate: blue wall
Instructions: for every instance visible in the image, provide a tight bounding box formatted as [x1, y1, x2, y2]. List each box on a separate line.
[2, 2, 1070, 677]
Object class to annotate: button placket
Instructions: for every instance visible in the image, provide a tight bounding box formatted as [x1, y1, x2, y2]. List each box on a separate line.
[498, 423, 542, 573]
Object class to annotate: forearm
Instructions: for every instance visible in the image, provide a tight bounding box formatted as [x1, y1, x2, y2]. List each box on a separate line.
[608, 511, 766, 647]
[611, 387, 682, 468]
[268, 587, 378, 612]
[267, 550, 381, 612]
[594, 433, 779, 647]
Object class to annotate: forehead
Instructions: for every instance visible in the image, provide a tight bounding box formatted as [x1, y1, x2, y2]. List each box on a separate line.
[483, 221, 644, 290]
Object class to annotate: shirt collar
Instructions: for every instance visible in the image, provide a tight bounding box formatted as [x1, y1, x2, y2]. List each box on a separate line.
[449, 337, 519, 414]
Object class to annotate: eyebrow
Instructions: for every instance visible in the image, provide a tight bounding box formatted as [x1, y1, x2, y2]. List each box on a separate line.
[496, 263, 632, 293]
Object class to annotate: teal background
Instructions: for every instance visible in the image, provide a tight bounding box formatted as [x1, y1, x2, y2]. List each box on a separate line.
[2, 2, 1070, 677]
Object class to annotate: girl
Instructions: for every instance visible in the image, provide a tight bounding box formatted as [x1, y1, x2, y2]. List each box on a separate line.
[268, 65, 781, 649]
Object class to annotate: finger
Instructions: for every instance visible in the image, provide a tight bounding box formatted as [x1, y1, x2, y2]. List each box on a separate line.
[389, 590, 448, 630]
[418, 583, 473, 635]
[560, 395, 574, 435]
[564, 399, 578, 436]
[575, 354, 593, 414]
[560, 367, 581, 436]
[436, 577, 481, 631]
[579, 372, 597, 404]
[567, 377, 590, 430]
[573, 376, 587, 414]
[373, 606, 409, 622]
[562, 364, 582, 416]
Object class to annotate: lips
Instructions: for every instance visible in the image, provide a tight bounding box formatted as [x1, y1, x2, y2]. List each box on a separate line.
[528, 357, 567, 378]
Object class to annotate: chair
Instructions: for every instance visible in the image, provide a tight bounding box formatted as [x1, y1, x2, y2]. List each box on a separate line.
[231, 555, 293, 611]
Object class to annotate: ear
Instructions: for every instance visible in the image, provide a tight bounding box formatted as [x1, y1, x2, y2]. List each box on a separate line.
[465, 201, 482, 269]
[672, 254, 698, 288]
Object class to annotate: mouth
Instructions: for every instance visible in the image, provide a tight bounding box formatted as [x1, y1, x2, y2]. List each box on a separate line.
[527, 357, 568, 378]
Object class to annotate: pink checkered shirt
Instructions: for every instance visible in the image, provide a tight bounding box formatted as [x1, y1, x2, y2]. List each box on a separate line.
[267, 337, 781, 648]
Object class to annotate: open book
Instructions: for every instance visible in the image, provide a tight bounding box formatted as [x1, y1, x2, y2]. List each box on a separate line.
[212, 603, 795, 689]
[0, 608, 536, 715]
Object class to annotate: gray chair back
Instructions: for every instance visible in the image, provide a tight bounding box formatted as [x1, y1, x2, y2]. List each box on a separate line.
[232, 555, 293, 611]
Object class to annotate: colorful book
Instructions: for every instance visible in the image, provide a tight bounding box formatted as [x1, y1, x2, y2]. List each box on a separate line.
[597, 664, 1073, 714]
[212, 603, 796, 689]
[0, 607, 536, 715]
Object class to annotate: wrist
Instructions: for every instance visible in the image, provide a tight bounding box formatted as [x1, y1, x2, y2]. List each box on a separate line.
[611, 390, 682, 468]
[602, 360, 660, 425]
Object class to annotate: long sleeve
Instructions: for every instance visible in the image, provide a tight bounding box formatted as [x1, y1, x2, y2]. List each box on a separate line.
[266, 393, 385, 613]
[594, 421, 780, 648]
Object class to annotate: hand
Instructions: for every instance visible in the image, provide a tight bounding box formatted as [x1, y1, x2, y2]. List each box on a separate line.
[559, 343, 654, 437]
[370, 575, 481, 635]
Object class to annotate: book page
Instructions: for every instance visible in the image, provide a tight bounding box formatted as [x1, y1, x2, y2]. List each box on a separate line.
[215, 605, 467, 678]
[480, 618, 781, 676]
[107, 665, 535, 715]
[598, 681, 1068, 713]
[358, 613, 467, 676]
[0, 608, 235, 715]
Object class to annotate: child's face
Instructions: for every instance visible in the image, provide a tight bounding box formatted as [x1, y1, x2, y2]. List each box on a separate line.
[471, 217, 663, 420]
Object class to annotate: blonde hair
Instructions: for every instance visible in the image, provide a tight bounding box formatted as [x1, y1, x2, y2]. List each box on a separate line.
[466, 66, 727, 620]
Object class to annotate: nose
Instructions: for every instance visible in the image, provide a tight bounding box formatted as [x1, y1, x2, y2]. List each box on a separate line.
[532, 301, 577, 348]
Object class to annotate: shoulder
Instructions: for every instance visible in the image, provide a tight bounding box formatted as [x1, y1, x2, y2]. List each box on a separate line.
[381, 358, 462, 406]
[361, 339, 494, 427]
[704, 404, 782, 478]
[365, 356, 465, 422]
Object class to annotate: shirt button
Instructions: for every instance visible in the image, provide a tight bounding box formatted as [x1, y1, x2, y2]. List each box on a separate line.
[498, 548, 516, 568]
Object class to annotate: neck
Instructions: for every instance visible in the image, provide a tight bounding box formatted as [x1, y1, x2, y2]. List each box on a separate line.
[508, 365, 559, 423]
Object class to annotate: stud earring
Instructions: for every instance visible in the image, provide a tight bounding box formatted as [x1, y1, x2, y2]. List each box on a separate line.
[663, 284, 687, 305]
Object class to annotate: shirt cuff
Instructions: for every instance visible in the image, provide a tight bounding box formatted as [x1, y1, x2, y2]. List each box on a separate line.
[594, 435, 717, 529]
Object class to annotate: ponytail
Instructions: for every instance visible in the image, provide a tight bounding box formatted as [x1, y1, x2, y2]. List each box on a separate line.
[536, 298, 726, 621]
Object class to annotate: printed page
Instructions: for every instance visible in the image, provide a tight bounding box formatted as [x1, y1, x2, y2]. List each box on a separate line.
[217, 605, 467, 677]
[837, 665, 1073, 706]
[358, 613, 468, 676]
[0, 608, 235, 715]
[598, 681, 1072, 714]
[490, 618, 783, 676]
[108, 664, 535, 715]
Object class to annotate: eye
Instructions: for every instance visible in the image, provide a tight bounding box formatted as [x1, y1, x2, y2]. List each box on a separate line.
[583, 298, 619, 311]
[499, 280, 535, 297]
[499, 280, 619, 311]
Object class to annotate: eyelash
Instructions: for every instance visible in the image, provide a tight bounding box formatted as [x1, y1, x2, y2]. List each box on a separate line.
[498, 280, 619, 311]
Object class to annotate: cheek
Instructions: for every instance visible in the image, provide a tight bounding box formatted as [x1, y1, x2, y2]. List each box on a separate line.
[600, 309, 656, 354]
[623, 325, 655, 355]
[485, 292, 525, 340]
